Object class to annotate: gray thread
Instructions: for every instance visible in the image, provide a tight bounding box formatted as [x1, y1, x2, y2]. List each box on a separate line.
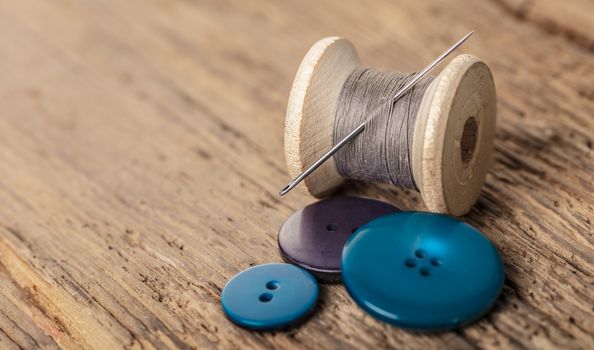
[333, 68, 434, 189]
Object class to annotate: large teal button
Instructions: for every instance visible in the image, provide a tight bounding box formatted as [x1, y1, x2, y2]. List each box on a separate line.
[221, 263, 318, 330]
[342, 212, 504, 331]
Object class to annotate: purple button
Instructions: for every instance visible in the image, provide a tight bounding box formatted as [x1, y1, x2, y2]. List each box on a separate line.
[278, 197, 398, 282]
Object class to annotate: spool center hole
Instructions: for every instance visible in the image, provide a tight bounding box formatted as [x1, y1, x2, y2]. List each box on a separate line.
[461, 116, 478, 164]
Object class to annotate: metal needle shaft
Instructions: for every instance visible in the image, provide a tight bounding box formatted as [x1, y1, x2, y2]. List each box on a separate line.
[279, 31, 474, 196]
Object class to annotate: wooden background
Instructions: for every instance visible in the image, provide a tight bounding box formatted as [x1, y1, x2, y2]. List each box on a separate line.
[0, 0, 592, 349]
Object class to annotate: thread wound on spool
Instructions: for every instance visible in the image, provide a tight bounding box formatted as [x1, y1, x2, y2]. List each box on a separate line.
[334, 68, 434, 189]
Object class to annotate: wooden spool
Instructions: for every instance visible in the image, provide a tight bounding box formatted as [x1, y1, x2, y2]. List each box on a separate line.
[284, 37, 497, 216]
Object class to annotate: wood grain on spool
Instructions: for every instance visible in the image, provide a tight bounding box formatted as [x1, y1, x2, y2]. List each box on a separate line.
[413, 54, 497, 215]
[285, 37, 360, 197]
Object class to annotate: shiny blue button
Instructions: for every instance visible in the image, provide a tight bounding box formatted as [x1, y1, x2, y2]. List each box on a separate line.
[342, 212, 504, 331]
[221, 263, 319, 330]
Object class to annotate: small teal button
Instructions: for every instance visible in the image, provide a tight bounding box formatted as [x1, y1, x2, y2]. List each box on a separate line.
[222, 263, 319, 330]
[342, 212, 504, 331]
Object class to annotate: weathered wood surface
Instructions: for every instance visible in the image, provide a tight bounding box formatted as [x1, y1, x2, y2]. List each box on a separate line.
[0, 0, 592, 349]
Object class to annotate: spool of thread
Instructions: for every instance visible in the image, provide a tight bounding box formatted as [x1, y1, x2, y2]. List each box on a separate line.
[284, 37, 497, 215]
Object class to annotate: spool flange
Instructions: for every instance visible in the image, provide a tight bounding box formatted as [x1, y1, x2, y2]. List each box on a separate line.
[284, 37, 496, 215]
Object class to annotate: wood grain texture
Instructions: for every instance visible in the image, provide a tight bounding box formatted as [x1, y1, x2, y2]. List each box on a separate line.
[0, 0, 592, 349]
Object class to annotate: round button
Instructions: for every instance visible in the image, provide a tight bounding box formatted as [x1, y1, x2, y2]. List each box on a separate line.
[278, 197, 398, 282]
[342, 212, 504, 330]
[221, 263, 319, 330]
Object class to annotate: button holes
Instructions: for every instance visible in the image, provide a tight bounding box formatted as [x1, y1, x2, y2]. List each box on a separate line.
[259, 293, 273, 302]
[404, 258, 417, 268]
[420, 267, 431, 277]
[430, 258, 442, 267]
[414, 249, 427, 259]
[266, 281, 280, 290]
[326, 223, 338, 232]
